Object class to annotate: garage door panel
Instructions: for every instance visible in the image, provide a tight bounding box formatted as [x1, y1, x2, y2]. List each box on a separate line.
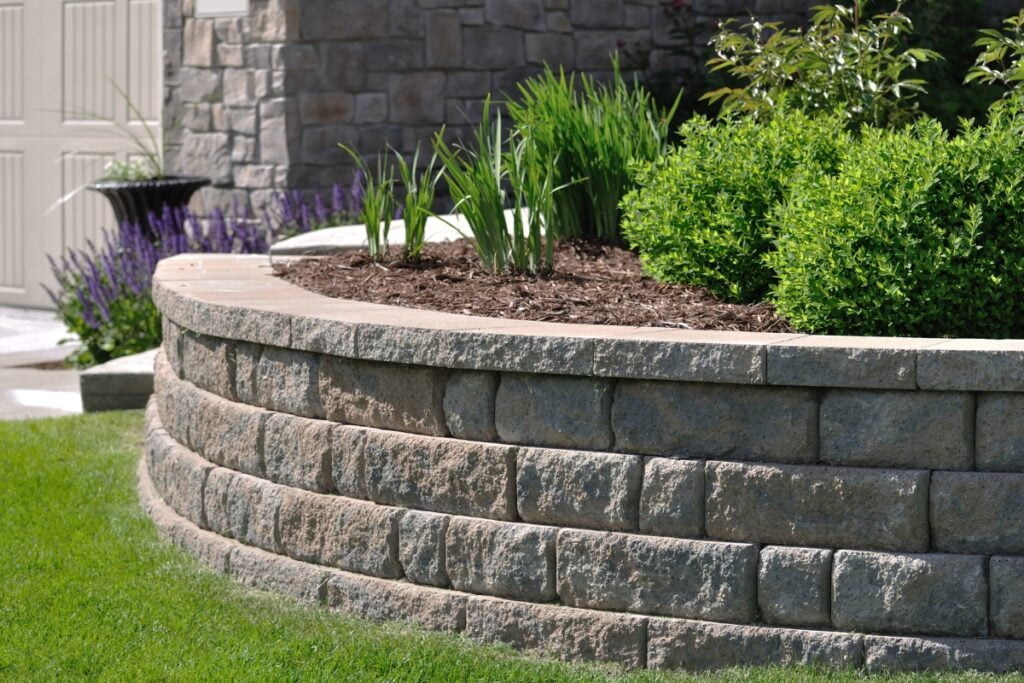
[61, 152, 116, 250]
[0, 3, 25, 122]
[63, 0, 119, 122]
[0, 150, 26, 291]
[128, 0, 160, 123]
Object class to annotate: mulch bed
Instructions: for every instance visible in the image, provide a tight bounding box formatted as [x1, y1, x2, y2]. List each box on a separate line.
[273, 240, 791, 332]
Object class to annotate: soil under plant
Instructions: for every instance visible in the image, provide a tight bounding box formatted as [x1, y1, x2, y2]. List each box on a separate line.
[274, 240, 790, 332]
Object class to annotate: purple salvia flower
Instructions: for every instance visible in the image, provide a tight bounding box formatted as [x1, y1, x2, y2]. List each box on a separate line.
[332, 182, 346, 217]
[314, 192, 329, 225]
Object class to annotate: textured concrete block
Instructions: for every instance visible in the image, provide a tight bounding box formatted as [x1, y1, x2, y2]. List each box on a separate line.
[465, 596, 647, 669]
[556, 529, 757, 622]
[443, 371, 498, 441]
[157, 445, 214, 528]
[233, 341, 261, 405]
[767, 338, 922, 389]
[832, 550, 988, 637]
[977, 393, 1024, 471]
[327, 571, 467, 633]
[162, 319, 184, 377]
[639, 457, 704, 538]
[591, 331, 772, 384]
[262, 413, 334, 492]
[820, 390, 973, 470]
[517, 447, 641, 531]
[223, 473, 283, 553]
[758, 546, 832, 628]
[931, 472, 1024, 555]
[399, 510, 449, 588]
[256, 347, 324, 418]
[180, 332, 235, 399]
[202, 467, 233, 536]
[278, 488, 402, 579]
[229, 544, 330, 604]
[705, 461, 929, 552]
[320, 356, 449, 436]
[331, 427, 367, 500]
[865, 635, 1024, 674]
[917, 341, 1024, 391]
[363, 430, 516, 520]
[193, 390, 266, 477]
[446, 517, 556, 602]
[991, 557, 1024, 639]
[612, 381, 817, 463]
[495, 373, 613, 450]
[648, 618, 864, 672]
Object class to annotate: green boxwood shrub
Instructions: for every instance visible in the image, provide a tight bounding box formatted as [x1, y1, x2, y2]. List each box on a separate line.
[620, 110, 849, 302]
[770, 110, 1024, 338]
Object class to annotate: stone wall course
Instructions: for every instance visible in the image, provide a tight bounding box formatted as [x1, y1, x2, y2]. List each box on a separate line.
[832, 551, 988, 638]
[705, 461, 929, 552]
[180, 331, 236, 400]
[819, 390, 974, 471]
[612, 381, 817, 463]
[446, 517, 557, 602]
[556, 528, 758, 622]
[517, 447, 641, 531]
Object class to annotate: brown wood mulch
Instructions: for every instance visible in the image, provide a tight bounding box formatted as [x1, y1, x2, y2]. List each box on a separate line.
[273, 240, 791, 332]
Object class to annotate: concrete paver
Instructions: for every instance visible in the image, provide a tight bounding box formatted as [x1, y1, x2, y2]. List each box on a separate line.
[0, 306, 82, 420]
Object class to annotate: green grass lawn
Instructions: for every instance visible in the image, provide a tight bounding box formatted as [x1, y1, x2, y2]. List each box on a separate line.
[0, 411, 1021, 681]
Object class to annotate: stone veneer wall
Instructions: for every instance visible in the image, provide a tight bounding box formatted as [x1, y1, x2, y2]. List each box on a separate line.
[142, 254, 1024, 673]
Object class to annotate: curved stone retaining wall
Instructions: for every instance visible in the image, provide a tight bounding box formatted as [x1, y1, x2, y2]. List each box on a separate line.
[143, 254, 1024, 674]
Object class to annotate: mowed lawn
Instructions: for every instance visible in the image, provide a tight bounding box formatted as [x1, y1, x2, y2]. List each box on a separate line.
[0, 411, 1020, 682]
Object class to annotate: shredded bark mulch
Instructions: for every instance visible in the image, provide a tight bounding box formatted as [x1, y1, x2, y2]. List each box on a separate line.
[273, 240, 791, 332]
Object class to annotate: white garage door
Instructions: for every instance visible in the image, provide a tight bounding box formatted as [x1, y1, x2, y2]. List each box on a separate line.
[0, 0, 161, 308]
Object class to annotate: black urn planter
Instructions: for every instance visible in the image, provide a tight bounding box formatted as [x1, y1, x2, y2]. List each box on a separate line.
[88, 176, 211, 240]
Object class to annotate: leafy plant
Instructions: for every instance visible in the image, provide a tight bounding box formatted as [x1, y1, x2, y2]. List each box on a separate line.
[770, 111, 1024, 338]
[621, 110, 850, 302]
[392, 144, 443, 262]
[433, 100, 559, 274]
[340, 146, 396, 262]
[966, 9, 1024, 107]
[508, 61, 678, 243]
[47, 204, 272, 368]
[704, 2, 940, 128]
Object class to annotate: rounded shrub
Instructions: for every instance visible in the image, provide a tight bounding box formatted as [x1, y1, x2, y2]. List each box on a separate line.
[770, 111, 1024, 338]
[620, 110, 849, 303]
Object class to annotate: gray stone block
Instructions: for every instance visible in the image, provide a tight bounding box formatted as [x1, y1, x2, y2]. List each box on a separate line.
[223, 473, 283, 554]
[705, 461, 929, 552]
[865, 635, 1024, 674]
[556, 529, 757, 622]
[326, 571, 467, 633]
[262, 413, 334, 492]
[233, 342, 261, 406]
[163, 319, 184, 377]
[180, 332, 235, 399]
[319, 356, 449, 436]
[592, 331, 773, 384]
[832, 550, 988, 637]
[192, 389, 267, 478]
[639, 457, 704, 539]
[465, 596, 647, 669]
[647, 618, 865, 672]
[767, 339, 921, 389]
[917, 341, 1024, 392]
[758, 546, 832, 628]
[976, 393, 1024, 471]
[278, 488, 403, 580]
[398, 510, 449, 588]
[157, 444, 214, 528]
[495, 374, 613, 450]
[229, 545, 330, 604]
[931, 472, 1024, 555]
[820, 390, 973, 470]
[517, 447, 641, 531]
[255, 347, 323, 418]
[612, 381, 817, 463]
[202, 467, 233, 536]
[446, 517, 556, 602]
[363, 430, 516, 521]
[443, 371, 498, 441]
[991, 556, 1024, 639]
[331, 427, 368, 500]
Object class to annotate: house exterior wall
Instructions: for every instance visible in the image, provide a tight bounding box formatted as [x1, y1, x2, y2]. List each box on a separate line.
[162, 0, 1022, 211]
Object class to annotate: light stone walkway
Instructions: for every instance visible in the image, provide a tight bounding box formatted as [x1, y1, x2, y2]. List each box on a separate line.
[0, 306, 81, 420]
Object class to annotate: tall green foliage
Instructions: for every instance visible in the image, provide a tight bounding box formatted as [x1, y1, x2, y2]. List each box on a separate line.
[508, 62, 678, 243]
[340, 146, 396, 262]
[704, 2, 940, 128]
[392, 143, 442, 262]
[770, 111, 1024, 337]
[966, 9, 1024, 107]
[621, 110, 850, 302]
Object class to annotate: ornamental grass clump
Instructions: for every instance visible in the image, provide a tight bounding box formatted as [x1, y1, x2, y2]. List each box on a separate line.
[508, 61, 678, 243]
[340, 146, 397, 262]
[392, 144, 442, 262]
[433, 101, 559, 274]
